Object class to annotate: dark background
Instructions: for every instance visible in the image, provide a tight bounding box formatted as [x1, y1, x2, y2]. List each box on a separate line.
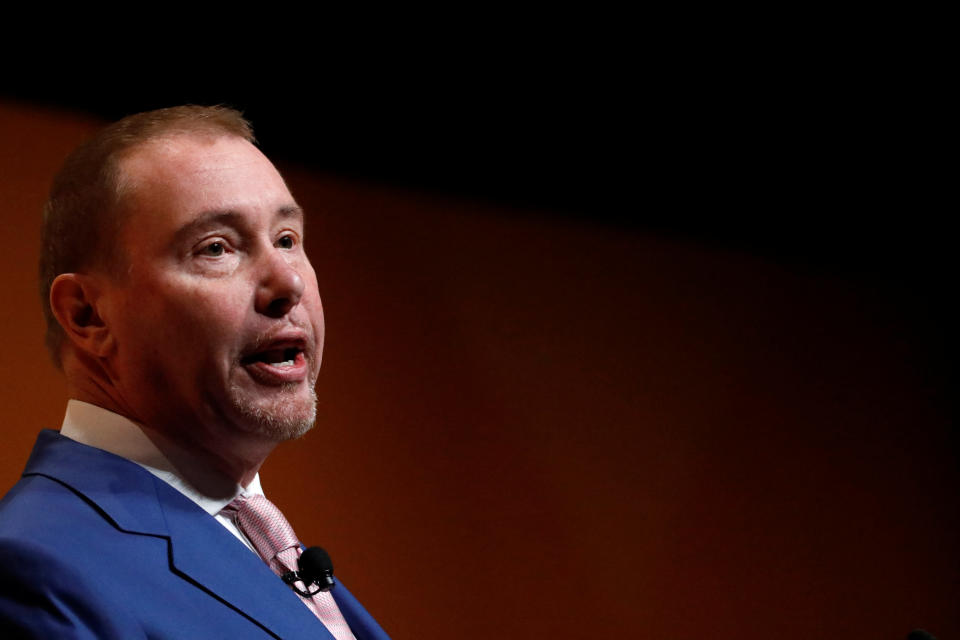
[4, 38, 947, 275]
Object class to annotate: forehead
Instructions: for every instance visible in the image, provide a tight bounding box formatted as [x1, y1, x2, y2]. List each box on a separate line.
[117, 134, 295, 231]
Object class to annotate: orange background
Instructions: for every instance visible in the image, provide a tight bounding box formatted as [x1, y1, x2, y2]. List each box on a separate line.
[1, 101, 955, 638]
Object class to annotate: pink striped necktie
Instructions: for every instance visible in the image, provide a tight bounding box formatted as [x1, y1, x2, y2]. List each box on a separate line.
[222, 494, 355, 640]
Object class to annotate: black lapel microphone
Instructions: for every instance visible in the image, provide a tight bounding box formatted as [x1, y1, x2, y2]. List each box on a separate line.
[281, 546, 335, 597]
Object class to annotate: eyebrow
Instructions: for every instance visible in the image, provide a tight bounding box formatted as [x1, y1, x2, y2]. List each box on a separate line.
[270, 205, 306, 230]
[171, 205, 305, 246]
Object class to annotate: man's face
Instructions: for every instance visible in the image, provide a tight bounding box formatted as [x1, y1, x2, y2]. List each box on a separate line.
[98, 134, 324, 446]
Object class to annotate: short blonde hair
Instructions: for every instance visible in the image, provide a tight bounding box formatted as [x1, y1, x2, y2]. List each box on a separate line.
[39, 105, 255, 367]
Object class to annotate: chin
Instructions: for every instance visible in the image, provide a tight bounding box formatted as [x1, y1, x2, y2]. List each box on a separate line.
[228, 383, 318, 441]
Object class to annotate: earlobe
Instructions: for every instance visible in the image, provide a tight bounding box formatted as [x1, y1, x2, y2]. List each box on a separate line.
[49, 273, 115, 358]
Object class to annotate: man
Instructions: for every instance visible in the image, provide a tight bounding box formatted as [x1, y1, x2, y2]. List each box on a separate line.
[0, 106, 391, 639]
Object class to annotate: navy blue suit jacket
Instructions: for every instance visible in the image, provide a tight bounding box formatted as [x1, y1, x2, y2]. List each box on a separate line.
[0, 430, 391, 639]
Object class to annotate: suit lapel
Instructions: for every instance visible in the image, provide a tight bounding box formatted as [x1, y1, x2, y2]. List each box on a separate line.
[23, 430, 167, 536]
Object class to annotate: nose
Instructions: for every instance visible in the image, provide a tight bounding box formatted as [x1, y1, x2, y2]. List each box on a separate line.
[255, 250, 305, 318]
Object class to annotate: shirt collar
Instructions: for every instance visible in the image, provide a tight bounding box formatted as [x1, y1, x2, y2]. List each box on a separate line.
[59, 399, 263, 517]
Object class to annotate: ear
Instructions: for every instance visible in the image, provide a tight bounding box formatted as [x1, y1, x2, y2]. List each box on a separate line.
[49, 273, 115, 358]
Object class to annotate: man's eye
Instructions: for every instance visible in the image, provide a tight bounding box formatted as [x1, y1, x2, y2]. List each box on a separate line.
[201, 242, 226, 256]
[277, 235, 295, 249]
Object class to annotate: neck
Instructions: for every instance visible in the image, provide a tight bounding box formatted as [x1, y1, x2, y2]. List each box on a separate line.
[64, 353, 274, 488]
[138, 421, 270, 490]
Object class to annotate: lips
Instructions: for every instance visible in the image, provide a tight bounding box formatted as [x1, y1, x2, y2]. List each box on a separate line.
[240, 331, 312, 385]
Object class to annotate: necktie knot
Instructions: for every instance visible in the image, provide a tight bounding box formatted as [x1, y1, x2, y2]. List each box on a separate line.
[223, 494, 300, 568]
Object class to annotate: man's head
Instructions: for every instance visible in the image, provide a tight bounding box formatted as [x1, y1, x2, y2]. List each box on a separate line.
[41, 106, 325, 453]
[40, 106, 255, 366]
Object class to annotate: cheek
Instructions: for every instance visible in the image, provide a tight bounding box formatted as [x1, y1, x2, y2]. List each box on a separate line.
[129, 279, 251, 359]
[179, 294, 251, 354]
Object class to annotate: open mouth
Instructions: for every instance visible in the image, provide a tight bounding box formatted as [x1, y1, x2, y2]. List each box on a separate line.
[239, 330, 312, 385]
[241, 347, 303, 369]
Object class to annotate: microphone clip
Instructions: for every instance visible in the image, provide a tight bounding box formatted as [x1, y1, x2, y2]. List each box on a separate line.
[281, 546, 336, 597]
[281, 570, 327, 597]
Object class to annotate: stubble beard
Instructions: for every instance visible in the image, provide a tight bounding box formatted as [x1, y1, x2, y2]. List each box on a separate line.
[228, 381, 318, 442]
